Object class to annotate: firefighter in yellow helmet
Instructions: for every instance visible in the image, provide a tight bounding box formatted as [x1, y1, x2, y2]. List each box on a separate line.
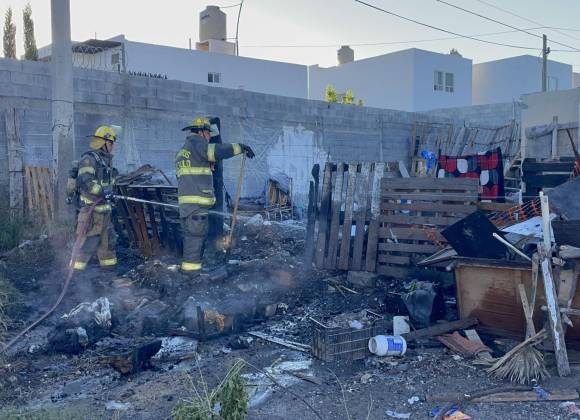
[72, 125, 118, 271]
[176, 117, 254, 275]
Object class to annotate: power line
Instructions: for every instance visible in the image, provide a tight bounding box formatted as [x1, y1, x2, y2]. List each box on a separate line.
[436, 0, 580, 52]
[473, 0, 580, 42]
[352, 0, 547, 51]
[241, 27, 553, 48]
[216, 2, 242, 8]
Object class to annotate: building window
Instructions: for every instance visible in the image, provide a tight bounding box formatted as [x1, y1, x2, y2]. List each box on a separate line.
[434, 70, 455, 93]
[434, 71, 444, 91]
[549, 76, 559, 91]
[208, 72, 221, 83]
[445, 72, 454, 92]
[111, 53, 120, 65]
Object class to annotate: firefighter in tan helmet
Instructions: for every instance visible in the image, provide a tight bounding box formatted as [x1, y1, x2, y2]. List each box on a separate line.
[72, 125, 118, 271]
[176, 117, 254, 275]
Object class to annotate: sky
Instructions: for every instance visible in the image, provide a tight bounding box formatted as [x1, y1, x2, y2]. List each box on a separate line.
[2, 0, 580, 69]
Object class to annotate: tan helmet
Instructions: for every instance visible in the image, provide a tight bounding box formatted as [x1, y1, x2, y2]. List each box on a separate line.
[182, 117, 211, 133]
[89, 125, 117, 150]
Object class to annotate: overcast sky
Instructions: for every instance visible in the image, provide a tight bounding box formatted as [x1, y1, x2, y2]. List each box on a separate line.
[2, 0, 580, 68]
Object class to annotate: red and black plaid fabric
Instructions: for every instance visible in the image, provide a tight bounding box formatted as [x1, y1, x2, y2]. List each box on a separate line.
[437, 147, 505, 201]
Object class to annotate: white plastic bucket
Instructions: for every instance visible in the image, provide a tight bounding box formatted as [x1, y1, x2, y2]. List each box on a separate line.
[368, 335, 407, 356]
[393, 316, 410, 336]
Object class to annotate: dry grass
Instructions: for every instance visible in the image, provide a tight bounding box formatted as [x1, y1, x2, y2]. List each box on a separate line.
[0, 276, 22, 343]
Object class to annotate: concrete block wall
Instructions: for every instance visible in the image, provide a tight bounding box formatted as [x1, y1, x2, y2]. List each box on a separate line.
[0, 58, 515, 211]
[425, 101, 521, 127]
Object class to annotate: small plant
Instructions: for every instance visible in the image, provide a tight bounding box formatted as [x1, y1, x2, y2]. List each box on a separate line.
[173, 358, 248, 420]
[325, 84, 338, 103]
[357, 99, 364, 106]
[342, 89, 354, 105]
[0, 275, 22, 343]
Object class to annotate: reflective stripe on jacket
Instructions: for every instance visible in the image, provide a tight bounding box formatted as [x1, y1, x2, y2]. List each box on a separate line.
[76, 150, 116, 210]
[175, 134, 243, 218]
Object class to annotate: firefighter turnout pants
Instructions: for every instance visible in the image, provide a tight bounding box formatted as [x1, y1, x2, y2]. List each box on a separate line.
[181, 213, 208, 272]
[73, 206, 118, 270]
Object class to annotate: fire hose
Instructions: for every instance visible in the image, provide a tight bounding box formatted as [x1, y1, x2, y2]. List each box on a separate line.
[1, 203, 99, 354]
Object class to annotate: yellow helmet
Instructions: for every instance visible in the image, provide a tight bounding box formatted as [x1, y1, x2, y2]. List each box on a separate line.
[182, 117, 211, 133]
[89, 125, 117, 150]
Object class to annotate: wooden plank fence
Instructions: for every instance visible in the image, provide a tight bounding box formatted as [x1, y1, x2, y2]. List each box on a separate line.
[312, 162, 480, 279]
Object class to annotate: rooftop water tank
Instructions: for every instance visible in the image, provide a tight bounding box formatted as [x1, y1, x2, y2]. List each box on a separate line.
[199, 5, 226, 42]
[337, 45, 354, 65]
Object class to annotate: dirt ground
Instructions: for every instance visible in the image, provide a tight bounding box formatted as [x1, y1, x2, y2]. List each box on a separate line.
[1, 223, 579, 420]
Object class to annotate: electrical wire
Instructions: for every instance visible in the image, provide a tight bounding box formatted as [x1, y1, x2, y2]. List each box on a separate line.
[436, 0, 580, 52]
[352, 0, 546, 51]
[216, 2, 242, 8]
[241, 27, 554, 48]
[473, 0, 580, 42]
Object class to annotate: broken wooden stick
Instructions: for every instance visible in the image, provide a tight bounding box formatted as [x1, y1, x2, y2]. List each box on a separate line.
[402, 318, 478, 342]
[428, 387, 578, 403]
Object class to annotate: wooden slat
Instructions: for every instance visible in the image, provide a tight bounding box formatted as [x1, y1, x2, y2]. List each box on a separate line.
[379, 214, 459, 226]
[378, 242, 440, 254]
[352, 163, 371, 270]
[378, 254, 411, 265]
[324, 163, 345, 269]
[42, 168, 54, 220]
[365, 163, 385, 272]
[381, 192, 479, 203]
[338, 164, 357, 270]
[314, 163, 332, 268]
[24, 166, 33, 212]
[376, 264, 412, 279]
[379, 227, 445, 242]
[380, 177, 479, 191]
[380, 202, 478, 214]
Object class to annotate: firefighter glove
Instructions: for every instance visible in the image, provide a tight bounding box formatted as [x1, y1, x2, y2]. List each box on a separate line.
[240, 143, 255, 159]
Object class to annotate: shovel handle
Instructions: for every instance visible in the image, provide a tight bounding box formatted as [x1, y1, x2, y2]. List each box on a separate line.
[227, 154, 246, 247]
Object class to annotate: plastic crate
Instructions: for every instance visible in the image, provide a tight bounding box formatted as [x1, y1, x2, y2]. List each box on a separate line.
[312, 318, 389, 362]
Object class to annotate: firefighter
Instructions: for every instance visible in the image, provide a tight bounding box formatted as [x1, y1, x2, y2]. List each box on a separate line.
[176, 117, 254, 274]
[72, 125, 118, 271]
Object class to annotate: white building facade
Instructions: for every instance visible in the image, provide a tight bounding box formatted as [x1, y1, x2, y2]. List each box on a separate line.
[473, 55, 573, 105]
[308, 48, 473, 112]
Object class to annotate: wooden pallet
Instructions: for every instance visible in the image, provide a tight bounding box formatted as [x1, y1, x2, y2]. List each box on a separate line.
[376, 177, 480, 278]
[313, 161, 402, 272]
[114, 184, 181, 257]
[24, 166, 54, 225]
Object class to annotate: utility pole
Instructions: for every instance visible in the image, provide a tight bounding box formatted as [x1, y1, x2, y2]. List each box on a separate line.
[50, 0, 75, 224]
[542, 34, 550, 92]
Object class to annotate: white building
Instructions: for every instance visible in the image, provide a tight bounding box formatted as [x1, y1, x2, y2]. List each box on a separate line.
[308, 48, 473, 112]
[473, 55, 573, 105]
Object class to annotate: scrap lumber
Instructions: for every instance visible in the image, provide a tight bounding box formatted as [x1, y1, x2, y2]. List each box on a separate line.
[517, 283, 536, 338]
[338, 164, 357, 270]
[428, 388, 579, 403]
[402, 318, 478, 341]
[314, 163, 332, 268]
[538, 246, 571, 375]
[324, 163, 344, 269]
[464, 329, 493, 362]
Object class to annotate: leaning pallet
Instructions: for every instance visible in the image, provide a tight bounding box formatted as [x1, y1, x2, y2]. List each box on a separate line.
[376, 177, 479, 278]
[313, 161, 404, 272]
[24, 166, 54, 225]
